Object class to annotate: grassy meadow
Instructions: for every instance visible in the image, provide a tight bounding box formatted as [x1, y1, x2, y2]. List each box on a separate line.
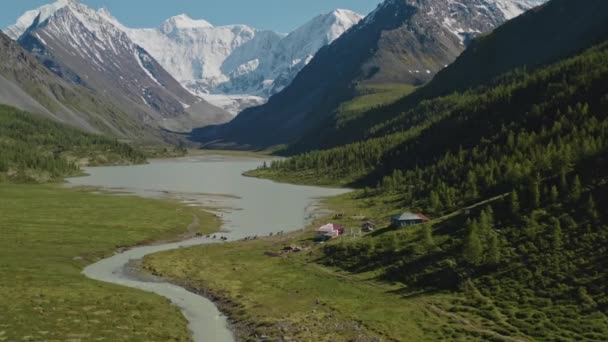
[339, 83, 416, 115]
[0, 184, 220, 341]
[142, 192, 526, 341]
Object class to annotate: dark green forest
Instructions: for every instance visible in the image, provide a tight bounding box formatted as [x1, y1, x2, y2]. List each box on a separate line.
[253, 41, 608, 341]
[0, 105, 146, 183]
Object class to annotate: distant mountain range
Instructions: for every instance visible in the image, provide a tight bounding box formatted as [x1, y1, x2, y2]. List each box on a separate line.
[1, 0, 549, 145]
[6, 0, 362, 115]
[191, 0, 547, 150]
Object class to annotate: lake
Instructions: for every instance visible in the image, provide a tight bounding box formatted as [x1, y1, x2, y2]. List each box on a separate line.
[66, 155, 350, 341]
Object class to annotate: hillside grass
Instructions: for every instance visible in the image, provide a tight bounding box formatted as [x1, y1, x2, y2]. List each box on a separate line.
[340, 83, 416, 115]
[143, 192, 532, 341]
[334, 84, 417, 129]
[0, 184, 221, 341]
[142, 244, 508, 340]
[144, 182, 608, 341]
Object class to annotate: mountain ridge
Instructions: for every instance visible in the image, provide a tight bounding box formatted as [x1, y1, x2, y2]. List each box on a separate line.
[6, 1, 364, 114]
[0, 30, 160, 140]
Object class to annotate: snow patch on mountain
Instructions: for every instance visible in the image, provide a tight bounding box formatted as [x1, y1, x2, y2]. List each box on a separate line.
[163, 14, 213, 30]
[134, 49, 162, 86]
[491, 0, 543, 19]
[199, 94, 266, 116]
[5, 0, 72, 39]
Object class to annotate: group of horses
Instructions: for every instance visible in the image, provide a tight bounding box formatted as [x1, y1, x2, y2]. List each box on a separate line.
[200, 230, 287, 242]
[204, 234, 228, 241]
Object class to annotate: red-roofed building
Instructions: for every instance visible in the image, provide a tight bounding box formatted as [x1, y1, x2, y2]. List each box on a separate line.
[316, 223, 345, 238]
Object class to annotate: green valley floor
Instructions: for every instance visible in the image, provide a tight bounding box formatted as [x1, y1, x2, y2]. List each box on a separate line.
[142, 193, 529, 341]
[0, 184, 220, 341]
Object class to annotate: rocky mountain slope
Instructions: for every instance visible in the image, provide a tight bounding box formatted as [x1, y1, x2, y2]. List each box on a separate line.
[420, 0, 608, 98]
[0, 30, 162, 140]
[312, 0, 608, 153]
[191, 0, 546, 150]
[5, 0, 231, 137]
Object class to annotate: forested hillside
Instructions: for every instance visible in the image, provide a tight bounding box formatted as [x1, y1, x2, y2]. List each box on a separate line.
[250, 34, 608, 342]
[0, 105, 146, 183]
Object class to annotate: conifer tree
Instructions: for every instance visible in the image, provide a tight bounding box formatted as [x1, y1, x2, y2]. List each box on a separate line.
[587, 195, 600, 223]
[550, 185, 559, 204]
[463, 219, 483, 266]
[421, 223, 435, 249]
[550, 217, 563, 249]
[530, 179, 541, 209]
[429, 191, 441, 212]
[572, 175, 582, 202]
[487, 233, 501, 265]
[510, 190, 520, 215]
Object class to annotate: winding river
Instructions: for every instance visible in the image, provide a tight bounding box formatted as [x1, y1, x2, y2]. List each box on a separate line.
[66, 155, 350, 342]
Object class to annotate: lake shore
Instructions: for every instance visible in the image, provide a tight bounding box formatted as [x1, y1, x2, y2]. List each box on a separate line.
[63, 155, 349, 341]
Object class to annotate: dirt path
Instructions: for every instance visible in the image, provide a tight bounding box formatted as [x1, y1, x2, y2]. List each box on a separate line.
[187, 214, 201, 235]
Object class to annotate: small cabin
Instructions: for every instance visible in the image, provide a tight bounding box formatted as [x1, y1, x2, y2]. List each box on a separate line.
[391, 212, 430, 228]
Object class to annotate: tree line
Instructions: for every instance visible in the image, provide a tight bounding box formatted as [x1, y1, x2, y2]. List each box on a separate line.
[0, 105, 146, 182]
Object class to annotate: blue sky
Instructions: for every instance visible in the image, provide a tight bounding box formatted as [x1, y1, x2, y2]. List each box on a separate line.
[1, 0, 383, 33]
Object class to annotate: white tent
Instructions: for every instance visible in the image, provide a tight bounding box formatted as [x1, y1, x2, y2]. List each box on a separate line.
[316, 223, 337, 233]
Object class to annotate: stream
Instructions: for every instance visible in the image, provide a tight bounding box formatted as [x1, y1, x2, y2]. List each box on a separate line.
[67, 155, 350, 341]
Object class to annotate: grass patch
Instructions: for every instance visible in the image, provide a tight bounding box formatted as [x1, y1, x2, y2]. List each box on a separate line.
[143, 192, 525, 341]
[143, 238, 448, 341]
[340, 83, 416, 114]
[0, 184, 220, 341]
[243, 168, 353, 187]
[189, 149, 273, 159]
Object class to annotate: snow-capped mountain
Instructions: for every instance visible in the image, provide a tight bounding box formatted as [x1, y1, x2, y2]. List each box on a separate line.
[123, 10, 363, 114]
[4, 0, 71, 39]
[117, 16, 281, 115]
[6, 1, 363, 114]
[1, 30, 176, 141]
[8, 0, 230, 133]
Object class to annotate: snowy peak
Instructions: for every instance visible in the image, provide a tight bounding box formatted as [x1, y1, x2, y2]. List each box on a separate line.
[294, 9, 363, 44]
[323, 9, 364, 40]
[5, 0, 72, 39]
[490, 0, 544, 19]
[15, 0, 231, 131]
[161, 14, 214, 33]
[5, 0, 126, 40]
